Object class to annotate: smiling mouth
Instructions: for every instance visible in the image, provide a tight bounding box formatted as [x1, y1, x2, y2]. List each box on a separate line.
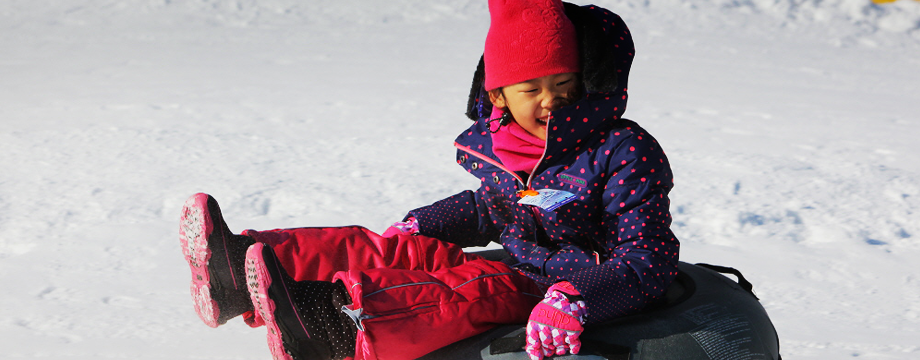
[537, 117, 549, 125]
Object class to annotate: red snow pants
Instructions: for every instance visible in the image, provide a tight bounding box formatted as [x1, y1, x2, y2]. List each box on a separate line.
[242, 226, 543, 360]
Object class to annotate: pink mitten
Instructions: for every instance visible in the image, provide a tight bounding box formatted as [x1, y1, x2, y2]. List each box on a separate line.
[381, 217, 420, 238]
[525, 282, 588, 360]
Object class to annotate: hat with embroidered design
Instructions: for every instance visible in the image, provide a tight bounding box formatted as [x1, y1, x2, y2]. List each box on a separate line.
[483, 0, 580, 91]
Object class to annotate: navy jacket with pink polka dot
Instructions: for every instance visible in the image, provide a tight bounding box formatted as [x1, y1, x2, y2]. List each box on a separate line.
[406, 5, 680, 325]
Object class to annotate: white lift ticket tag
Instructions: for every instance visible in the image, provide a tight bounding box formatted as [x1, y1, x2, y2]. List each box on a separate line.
[517, 189, 577, 211]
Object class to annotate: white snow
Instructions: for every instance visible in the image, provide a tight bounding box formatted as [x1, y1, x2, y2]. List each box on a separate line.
[1, 0, 919, 358]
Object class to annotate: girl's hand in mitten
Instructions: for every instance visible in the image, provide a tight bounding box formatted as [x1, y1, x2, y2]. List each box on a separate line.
[381, 217, 420, 237]
[525, 281, 588, 360]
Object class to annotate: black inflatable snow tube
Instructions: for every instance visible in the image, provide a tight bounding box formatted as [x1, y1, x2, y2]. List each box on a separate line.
[421, 250, 781, 360]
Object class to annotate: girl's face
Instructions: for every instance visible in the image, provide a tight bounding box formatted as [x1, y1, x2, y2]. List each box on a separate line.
[489, 72, 580, 141]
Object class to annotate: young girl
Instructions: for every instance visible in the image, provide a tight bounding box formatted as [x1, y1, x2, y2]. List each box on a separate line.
[178, 1, 679, 359]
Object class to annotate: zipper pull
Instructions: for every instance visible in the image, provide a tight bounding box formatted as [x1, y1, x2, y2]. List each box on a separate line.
[341, 305, 368, 331]
[517, 188, 539, 198]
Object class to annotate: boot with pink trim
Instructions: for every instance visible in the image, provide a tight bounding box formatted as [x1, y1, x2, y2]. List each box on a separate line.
[245, 242, 357, 360]
[179, 193, 258, 327]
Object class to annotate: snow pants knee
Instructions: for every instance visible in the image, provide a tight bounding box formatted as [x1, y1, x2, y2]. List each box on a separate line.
[243, 226, 544, 360]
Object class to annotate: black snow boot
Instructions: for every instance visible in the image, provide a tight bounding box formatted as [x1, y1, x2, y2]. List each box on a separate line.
[179, 193, 256, 327]
[245, 242, 357, 360]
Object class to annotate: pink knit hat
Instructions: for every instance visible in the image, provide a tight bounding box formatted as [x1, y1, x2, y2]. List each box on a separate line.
[484, 0, 580, 91]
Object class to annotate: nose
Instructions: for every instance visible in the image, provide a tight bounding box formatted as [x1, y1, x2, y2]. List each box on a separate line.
[541, 89, 567, 111]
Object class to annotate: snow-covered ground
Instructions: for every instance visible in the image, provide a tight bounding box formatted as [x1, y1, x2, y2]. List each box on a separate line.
[2, 0, 919, 358]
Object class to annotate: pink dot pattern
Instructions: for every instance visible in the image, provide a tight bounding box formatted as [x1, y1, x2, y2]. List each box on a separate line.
[406, 5, 679, 325]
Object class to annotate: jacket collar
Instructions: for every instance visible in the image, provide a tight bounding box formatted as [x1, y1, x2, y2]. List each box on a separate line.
[456, 90, 625, 180]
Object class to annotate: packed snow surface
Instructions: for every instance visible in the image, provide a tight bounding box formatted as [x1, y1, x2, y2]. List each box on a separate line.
[1, 0, 919, 359]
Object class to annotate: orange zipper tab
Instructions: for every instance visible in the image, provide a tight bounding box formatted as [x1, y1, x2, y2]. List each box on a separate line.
[517, 189, 539, 198]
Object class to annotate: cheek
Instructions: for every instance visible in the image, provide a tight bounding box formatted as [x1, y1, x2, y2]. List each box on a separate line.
[520, 100, 541, 115]
[511, 105, 538, 123]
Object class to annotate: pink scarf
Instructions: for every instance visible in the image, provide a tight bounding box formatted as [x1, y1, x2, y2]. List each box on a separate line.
[490, 108, 546, 174]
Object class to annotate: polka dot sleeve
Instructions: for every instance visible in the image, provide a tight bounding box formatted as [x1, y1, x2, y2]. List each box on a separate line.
[563, 132, 680, 325]
[406, 188, 502, 248]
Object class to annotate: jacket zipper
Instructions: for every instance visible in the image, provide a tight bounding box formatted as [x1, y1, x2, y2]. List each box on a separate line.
[455, 142, 527, 189]
[454, 115, 553, 190]
[358, 305, 437, 322]
[342, 304, 438, 332]
[455, 125, 602, 264]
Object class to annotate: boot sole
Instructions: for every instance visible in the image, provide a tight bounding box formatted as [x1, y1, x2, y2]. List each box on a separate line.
[179, 193, 222, 327]
[180, 193, 255, 328]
